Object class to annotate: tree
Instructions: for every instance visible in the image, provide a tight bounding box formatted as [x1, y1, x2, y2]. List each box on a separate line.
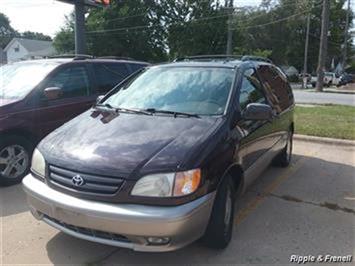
[1, 12, 53, 50]
[86, 0, 167, 61]
[53, 13, 75, 54]
[161, 0, 229, 58]
[52, 0, 353, 67]
[232, 0, 353, 73]
[20, 31, 52, 41]
[0, 13, 17, 48]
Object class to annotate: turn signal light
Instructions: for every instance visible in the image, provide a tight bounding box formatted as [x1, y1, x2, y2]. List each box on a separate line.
[173, 169, 201, 196]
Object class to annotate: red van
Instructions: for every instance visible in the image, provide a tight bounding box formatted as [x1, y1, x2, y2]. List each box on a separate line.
[0, 57, 149, 185]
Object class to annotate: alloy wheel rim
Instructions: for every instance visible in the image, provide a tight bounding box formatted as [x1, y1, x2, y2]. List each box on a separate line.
[0, 145, 29, 179]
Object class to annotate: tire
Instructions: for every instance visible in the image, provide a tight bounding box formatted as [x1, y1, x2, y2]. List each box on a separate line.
[273, 131, 293, 167]
[0, 136, 33, 186]
[201, 175, 235, 249]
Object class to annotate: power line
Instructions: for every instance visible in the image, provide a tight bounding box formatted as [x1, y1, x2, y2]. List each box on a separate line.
[89, 12, 148, 24]
[86, 1, 321, 35]
[231, 10, 311, 30]
[86, 12, 232, 34]
[232, 1, 323, 30]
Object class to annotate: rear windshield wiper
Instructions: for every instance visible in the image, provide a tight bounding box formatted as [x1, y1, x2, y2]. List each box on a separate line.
[145, 108, 200, 118]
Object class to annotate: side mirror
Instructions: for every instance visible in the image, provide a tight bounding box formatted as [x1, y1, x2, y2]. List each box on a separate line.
[242, 103, 273, 121]
[44, 87, 62, 100]
[96, 95, 105, 104]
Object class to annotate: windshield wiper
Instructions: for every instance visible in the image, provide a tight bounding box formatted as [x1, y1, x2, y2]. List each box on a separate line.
[145, 108, 200, 118]
[116, 107, 152, 115]
[95, 103, 115, 109]
[95, 103, 151, 115]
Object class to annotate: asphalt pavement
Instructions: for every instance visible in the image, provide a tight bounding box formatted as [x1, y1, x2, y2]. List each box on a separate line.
[1, 140, 354, 265]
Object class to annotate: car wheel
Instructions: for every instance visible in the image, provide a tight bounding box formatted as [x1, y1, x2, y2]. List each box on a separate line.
[201, 175, 235, 249]
[0, 136, 32, 186]
[273, 131, 293, 167]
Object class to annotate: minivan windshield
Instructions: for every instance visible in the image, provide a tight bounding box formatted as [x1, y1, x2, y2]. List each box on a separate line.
[104, 66, 235, 116]
[0, 62, 60, 100]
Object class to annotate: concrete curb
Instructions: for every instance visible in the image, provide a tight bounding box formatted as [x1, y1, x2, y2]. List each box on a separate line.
[294, 134, 355, 146]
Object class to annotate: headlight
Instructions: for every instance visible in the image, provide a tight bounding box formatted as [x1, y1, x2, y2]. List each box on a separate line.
[131, 169, 201, 197]
[31, 149, 46, 178]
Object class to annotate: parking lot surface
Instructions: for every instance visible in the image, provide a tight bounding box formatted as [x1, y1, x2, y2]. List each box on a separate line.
[1, 140, 354, 265]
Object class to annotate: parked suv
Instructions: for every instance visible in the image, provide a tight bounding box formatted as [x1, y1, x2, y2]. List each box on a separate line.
[23, 55, 294, 252]
[0, 57, 149, 185]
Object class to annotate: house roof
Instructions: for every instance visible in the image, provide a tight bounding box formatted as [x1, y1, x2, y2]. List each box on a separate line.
[4, 38, 55, 55]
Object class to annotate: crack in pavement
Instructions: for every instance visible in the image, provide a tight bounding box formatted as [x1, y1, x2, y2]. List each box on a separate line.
[86, 248, 121, 266]
[256, 191, 355, 215]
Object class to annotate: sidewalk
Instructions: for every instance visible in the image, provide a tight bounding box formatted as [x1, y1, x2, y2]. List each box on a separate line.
[291, 83, 355, 94]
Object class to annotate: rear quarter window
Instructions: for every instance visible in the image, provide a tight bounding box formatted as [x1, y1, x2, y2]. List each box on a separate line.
[257, 65, 293, 113]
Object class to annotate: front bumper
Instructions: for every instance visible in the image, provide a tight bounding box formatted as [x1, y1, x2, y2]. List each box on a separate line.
[22, 174, 216, 252]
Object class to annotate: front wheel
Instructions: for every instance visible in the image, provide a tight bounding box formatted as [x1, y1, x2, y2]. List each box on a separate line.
[0, 136, 32, 186]
[201, 176, 235, 249]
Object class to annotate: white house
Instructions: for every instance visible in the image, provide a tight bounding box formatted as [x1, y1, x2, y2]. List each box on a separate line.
[4, 38, 55, 63]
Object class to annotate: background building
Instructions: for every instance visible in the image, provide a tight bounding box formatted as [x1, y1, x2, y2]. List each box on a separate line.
[4, 38, 55, 63]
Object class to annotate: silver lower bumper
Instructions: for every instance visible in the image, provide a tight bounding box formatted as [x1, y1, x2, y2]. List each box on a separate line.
[22, 174, 216, 252]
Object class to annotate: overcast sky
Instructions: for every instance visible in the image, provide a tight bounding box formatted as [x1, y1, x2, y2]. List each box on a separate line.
[0, 0, 263, 37]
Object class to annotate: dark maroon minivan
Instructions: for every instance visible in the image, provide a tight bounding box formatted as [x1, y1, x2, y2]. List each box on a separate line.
[0, 57, 149, 185]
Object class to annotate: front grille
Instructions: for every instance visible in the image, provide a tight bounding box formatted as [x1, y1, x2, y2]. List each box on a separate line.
[44, 215, 130, 243]
[48, 165, 124, 195]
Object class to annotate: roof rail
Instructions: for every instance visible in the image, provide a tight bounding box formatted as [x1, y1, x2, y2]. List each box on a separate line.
[96, 56, 134, 61]
[48, 54, 94, 60]
[174, 54, 243, 62]
[241, 55, 273, 63]
[173, 54, 273, 64]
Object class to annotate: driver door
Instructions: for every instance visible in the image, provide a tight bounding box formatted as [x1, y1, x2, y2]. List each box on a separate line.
[33, 64, 95, 138]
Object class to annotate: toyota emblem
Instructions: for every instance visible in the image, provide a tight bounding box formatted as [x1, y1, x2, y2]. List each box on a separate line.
[72, 175, 85, 186]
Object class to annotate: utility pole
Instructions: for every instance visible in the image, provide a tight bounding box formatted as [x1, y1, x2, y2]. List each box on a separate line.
[342, 0, 350, 70]
[226, 0, 234, 55]
[74, 0, 86, 54]
[57, 0, 110, 54]
[316, 0, 330, 92]
[302, 13, 311, 89]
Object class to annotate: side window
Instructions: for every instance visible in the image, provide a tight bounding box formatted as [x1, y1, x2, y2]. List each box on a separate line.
[239, 68, 266, 110]
[45, 66, 90, 99]
[274, 66, 294, 103]
[94, 63, 129, 93]
[257, 65, 293, 112]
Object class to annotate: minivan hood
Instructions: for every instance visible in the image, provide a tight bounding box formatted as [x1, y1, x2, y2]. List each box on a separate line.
[39, 109, 221, 179]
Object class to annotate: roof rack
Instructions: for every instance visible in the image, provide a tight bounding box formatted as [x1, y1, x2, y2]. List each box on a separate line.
[96, 56, 134, 60]
[173, 54, 273, 64]
[174, 54, 242, 62]
[48, 54, 94, 60]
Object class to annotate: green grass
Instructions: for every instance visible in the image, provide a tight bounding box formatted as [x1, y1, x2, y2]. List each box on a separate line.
[295, 104, 355, 140]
